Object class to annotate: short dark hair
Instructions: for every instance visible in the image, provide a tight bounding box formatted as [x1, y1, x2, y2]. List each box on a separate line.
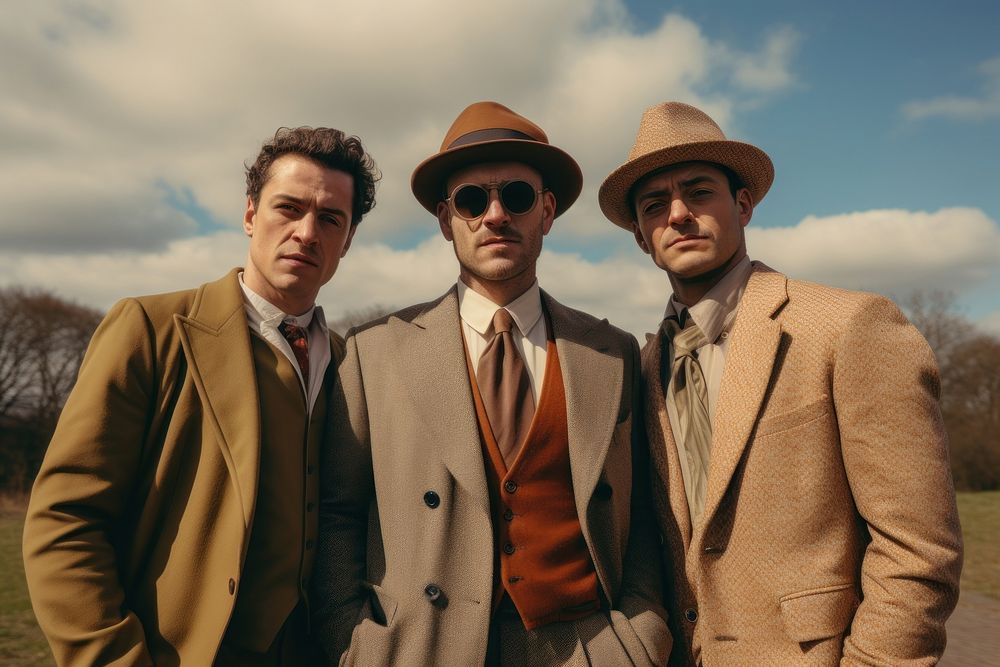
[245, 127, 380, 224]
[629, 161, 745, 221]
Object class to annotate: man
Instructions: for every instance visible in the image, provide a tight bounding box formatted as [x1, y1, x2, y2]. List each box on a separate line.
[312, 101, 669, 666]
[599, 101, 963, 665]
[23, 127, 379, 666]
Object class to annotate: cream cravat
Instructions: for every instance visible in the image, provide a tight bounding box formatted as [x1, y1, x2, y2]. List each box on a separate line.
[664, 315, 712, 523]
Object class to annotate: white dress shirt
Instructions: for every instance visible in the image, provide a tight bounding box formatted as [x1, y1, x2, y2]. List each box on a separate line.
[239, 273, 331, 414]
[458, 279, 548, 405]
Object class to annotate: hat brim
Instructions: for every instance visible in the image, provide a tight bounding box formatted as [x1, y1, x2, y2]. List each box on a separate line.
[411, 139, 583, 219]
[598, 140, 774, 230]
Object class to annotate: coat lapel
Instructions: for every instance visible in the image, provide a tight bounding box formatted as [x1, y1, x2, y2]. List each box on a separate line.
[174, 269, 260, 530]
[641, 328, 693, 550]
[542, 292, 621, 528]
[694, 265, 787, 547]
[389, 288, 490, 514]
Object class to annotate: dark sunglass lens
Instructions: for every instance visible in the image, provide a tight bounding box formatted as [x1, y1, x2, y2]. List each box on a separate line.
[501, 181, 536, 214]
[453, 185, 488, 219]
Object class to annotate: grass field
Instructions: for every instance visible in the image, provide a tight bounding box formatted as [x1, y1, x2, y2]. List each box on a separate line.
[0, 498, 49, 666]
[1, 492, 998, 664]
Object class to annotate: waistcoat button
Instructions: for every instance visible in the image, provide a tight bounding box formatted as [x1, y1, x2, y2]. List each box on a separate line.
[685, 608, 697, 623]
[503, 508, 514, 522]
[503, 543, 515, 555]
[423, 491, 440, 508]
[504, 480, 518, 494]
[228, 578, 236, 595]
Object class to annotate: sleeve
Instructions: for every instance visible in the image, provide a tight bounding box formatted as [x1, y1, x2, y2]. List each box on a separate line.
[22, 298, 158, 667]
[615, 334, 673, 665]
[836, 295, 963, 665]
[311, 332, 375, 663]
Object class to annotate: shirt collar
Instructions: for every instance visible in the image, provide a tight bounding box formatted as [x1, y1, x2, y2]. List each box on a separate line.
[664, 255, 752, 343]
[238, 271, 327, 334]
[457, 278, 543, 337]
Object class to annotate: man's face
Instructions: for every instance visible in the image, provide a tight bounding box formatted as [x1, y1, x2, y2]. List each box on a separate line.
[242, 153, 357, 315]
[631, 162, 752, 281]
[436, 161, 555, 299]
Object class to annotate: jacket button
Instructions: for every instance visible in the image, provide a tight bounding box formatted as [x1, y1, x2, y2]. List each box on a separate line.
[594, 482, 613, 500]
[228, 578, 236, 595]
[685, 608, 697, 623]
[503, 480, 518, 494]
[503, 508, 514, 522]
[424, 583, 447, 607]
[424, 491, 440, 508]
[503, 543, 515, 555]
[305, 539, 315, 550]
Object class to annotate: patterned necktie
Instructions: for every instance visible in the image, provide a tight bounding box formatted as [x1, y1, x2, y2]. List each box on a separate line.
[278, 320, 310, 385]
[477, 308, 535, 467]
[663, 314, 712, 524]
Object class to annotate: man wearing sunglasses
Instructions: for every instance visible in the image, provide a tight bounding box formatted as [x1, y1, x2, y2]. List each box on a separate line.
[313, 102, 670, 666]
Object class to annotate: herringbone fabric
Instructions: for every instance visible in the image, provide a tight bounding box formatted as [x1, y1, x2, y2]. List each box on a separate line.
[477, 308, 535, 466]
[663, 316, 712, 524]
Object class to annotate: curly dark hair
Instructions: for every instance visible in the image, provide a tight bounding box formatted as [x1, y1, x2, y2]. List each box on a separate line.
[245, 127, 380, 224]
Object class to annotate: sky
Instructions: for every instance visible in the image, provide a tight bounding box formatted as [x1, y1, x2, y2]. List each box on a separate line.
[1, 0, 998, 338]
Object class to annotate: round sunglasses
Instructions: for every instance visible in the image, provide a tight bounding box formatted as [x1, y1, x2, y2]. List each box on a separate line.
[445, 180, 546, 221]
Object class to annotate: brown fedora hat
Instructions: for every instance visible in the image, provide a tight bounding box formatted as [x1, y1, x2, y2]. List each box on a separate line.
[599, 102, 774, 230]
[411, 101, 582, 218]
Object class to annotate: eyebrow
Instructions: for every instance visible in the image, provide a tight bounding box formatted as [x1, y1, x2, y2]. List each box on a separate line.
[272, 193, 349, 218]
[635, 174, 720, 203]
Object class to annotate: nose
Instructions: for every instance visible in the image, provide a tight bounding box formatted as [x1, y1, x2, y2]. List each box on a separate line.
[667, 197, 693, 226]
[480, 192, 510, 230]
[293, 211, 320, 245]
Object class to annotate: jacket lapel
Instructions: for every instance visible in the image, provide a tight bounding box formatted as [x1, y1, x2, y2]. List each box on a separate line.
[174, 269, 260, 530]
[641, 328, 693, 550]
[542, 292, 620, 529]
[694, 265, 787, 547]
[389, 288, 490, 514]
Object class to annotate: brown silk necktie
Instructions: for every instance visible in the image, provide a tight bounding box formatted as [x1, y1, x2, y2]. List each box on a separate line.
[663, 314, 712, 524]
[279, 320, 310, 385]
[477, 308, 535, 467]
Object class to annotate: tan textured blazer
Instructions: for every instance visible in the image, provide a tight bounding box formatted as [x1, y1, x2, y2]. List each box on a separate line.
[22, 269, 344, 666]
[644, 263, 963, 666]
[313, 287, 671, 666]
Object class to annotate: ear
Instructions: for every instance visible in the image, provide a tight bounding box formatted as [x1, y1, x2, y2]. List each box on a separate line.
[540, 190, 556, 236]
[736, 188, 754, 228]
[631, 221, 650, 254]
[243, 195, 256, 236]
[341, 224, 359, 257]
[436, 202, 454, 241]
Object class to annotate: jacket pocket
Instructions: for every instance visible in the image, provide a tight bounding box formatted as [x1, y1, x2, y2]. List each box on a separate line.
[755, 396, 829, 438]
[778, 582, 858, 643]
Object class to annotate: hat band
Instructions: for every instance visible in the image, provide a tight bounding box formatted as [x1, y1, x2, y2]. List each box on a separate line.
[448, 128, 535, 149]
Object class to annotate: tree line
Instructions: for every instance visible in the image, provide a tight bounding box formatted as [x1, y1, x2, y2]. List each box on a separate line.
[0, 287, 997, 493]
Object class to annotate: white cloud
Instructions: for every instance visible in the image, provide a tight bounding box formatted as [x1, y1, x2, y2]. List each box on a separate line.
[902, 56, 1000, 121]
[2, 206, 996, 340]
[0, 0, 800, 254]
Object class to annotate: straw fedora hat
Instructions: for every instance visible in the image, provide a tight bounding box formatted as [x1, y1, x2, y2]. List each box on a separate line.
[411, 101, 582, 218]
[599, 102, 774, 229]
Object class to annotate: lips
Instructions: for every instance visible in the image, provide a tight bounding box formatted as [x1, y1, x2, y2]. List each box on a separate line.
[480, 235, 520, 247]
[668, 234, 708, 248]
[281, 252, 319, 267]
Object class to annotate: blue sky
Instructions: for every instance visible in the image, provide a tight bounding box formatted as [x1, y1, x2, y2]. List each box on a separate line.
[0, 0, 997, 337]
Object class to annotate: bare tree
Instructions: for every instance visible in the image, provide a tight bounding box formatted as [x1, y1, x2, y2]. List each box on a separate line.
[0, 287, 102, 491]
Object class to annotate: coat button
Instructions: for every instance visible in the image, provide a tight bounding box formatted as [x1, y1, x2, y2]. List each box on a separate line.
[424, 491, 440, 508]
[424, 583, 447, 607]
[503, 508, 514, 522]
[594, 482, 613, 500]
[685, 608, 697, 623]
[503, 480, 518, 494]
[503, 543, 515, 555]
[228, 578, 236, 595]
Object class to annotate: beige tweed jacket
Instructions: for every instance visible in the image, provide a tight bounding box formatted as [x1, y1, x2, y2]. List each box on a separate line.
[312, 287, 671, 666]
[644, 263, 962, 666]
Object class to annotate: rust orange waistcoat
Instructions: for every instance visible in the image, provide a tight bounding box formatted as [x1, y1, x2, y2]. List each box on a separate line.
[465, 334, 600, 630]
